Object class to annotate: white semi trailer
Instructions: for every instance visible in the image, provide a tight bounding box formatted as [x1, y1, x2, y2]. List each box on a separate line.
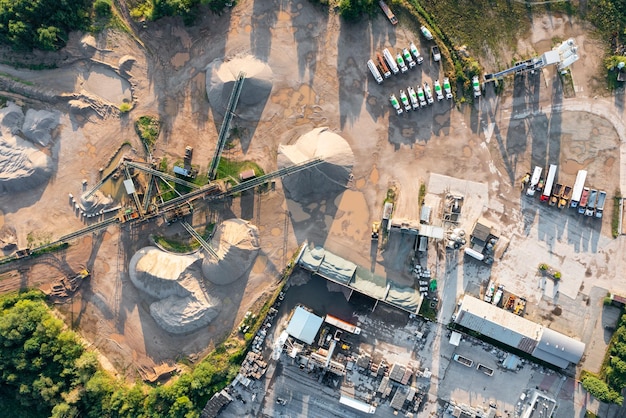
[383, 48, 399, 74]
[367, 60, 383, 84]
[570, 169, 587, 208]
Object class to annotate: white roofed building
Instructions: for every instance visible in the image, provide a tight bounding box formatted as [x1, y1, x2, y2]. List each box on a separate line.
[286, 306, 323, 345]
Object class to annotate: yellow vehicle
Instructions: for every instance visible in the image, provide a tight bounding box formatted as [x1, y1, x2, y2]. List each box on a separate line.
[371, 221, 380, 240]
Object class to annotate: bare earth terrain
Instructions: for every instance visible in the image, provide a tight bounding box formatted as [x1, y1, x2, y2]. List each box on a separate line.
[0, 3, 625, 415]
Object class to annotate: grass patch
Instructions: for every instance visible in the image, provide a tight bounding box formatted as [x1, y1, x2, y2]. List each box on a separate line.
[612, 189, 621, 238]
[0, 72, 34, 86]
[419, 183, 426, 206]
[215, 158, 265, 186]
[118, 102, 133, 113]
[418, 297, 437, 320]
[135, 115, 160, 153]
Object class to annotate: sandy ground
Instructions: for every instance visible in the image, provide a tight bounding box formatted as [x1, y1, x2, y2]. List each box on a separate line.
[0, 1, 624, 399]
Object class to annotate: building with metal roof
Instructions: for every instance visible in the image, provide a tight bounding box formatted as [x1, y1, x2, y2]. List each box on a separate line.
[286, 306, 323, 345]
[455, 295, 584, 369]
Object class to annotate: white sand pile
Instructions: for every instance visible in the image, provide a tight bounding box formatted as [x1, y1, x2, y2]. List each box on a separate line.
[79, 190, 114, 214]
[206, 55, 273, 119]
[22, 109, 60, 146]
[277, 127, 354, 201]
[129, 247, 221, 334]
[202, 218, 260, 285]
[0, 102, 55, 193]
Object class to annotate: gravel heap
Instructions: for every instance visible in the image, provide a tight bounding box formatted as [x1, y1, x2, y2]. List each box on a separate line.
[129, 247, 221, 334]
[206, 55, 273, 120]
[277, 127, 354, 201]
[202, 218, 260, 285]
[0, 102, 56, 194]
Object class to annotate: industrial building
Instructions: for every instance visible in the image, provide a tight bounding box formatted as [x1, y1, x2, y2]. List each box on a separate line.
[454, 295, 585, 369]
[285, 305, 324, 345]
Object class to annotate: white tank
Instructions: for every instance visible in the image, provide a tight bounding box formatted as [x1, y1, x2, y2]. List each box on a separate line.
[557, 38, 575, 53]
[559, 54, 579, 70]
[561, 46, 577, 59]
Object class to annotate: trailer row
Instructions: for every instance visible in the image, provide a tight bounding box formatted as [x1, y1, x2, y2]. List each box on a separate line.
[525, 166, 606, 218]
[367, 43, 430, 84]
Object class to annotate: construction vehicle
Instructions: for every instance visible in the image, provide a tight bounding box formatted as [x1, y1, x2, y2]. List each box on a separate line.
[407, 86, 419, 110]
[376, 52, 391, 78]
[526, 166, 542, 196]
[443, 77, 453, 99]
[396, 52, 408, 73]
[416, 86, 427, 107]
[434, 79, 444, 101]
[431, 45, 441, 62]
[559, 186, 572, 208]
[484, 280, 495, 303]
[399, 90, 411, 112]
[423, 82, 434, 105]
[514, 298, 526, 316]
[570, 170, 587, 208]
[585, 189, 598, 217]
[472, 75, 481, 97]
[595, 191, 607, 218]
[389, 94, 403, 115]
[410, 42, 424, 64]
[383, 48, 399, 75]
[549, 183, 563, 206]
[520, 173, 531, 190]
[504, 295, 515, 311]
[403, 48, 416, 69]
[540, 164, 557, 202]
[493, 285, 504, 306]
[379, 0, 398, 25]
[578, 187, 590, 214]
[420, 25, 433, 40]
[367, 59, 383, 84]
[372, 221, 381, 240]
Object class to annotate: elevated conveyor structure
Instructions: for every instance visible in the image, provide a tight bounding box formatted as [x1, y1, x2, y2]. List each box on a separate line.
[208, 71, 246, 180]
[83, 168, 119, 200]
[125, 161, 200, 190]
[180, 221, 219, 260]
[124, 165, 143, 215]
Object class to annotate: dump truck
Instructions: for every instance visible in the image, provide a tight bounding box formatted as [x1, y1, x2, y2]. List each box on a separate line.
[367, 59, 383, 84]
[396, 52, 408, 73]
[559, 186, 572, 209]
[595, 191, 607, 218]
[570, 169, 587, 208]
[389, 94, 402, 115]
[585, 189, 598, 217]
[434, 79, 444, 101]
[403, 48, 416, 69]
[379, 0, 398, 25]
[372, 221, 381, 240]
[472, 75, 481, 98]
[578, 187, 590, 214]
[420, 25, 433, 40]
[376, 52, 391, 78]
[453, 354, 474, 367]
[443, 77, 453, 99]
[431, 45, 441, 62]
[399, 90, 411, 112]
[549, 183, 563, 206]
[416, 86, 427, 107]
[407, 86, 419, 110]
[410, 42, 424, 64]
[383, 48, 399, 74]
[423, 82, 434, 105]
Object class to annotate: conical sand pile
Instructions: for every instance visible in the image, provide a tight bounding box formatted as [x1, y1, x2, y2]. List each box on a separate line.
[277, 127, 354, 201]
[206, 55, 273, 120]
[202, 218, 260, 285]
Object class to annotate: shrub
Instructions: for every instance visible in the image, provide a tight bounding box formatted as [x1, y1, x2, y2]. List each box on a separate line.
[553, 271, 562, 280]
[118, 102, 132, 113]
[539, 263, 548, 271]
[94, 0, 112, 18]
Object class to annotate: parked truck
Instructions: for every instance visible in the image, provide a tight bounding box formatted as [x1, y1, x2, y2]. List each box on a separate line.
[376, 52, 391, 78]
[396, 52, 408, 73]
[416, 86, 427, 107]
[431, 45, 441, 62]
[423, 82, 434, 104]
[472, 75, 481, 98]
[541, 164, 557, 202]
[402, 48, 416, 69]
[434, 79, 444, 101]
[367, 60, 383, 84]
[399, 90, 411, 112]
[526, 166, 542, 196]
[420, 25, 433, 40]
[578, 187, 590, 214]
[570, 169, 588, 208]
[383, 48, 399, 74]
[410, 42, 424, 64]
[379, 1, 398, 25]
[407, 86, 419, 110]
[443, 77, 453, 99]
[389, 94, 402, 115]
[549, 183, 563, 207]
[559, 186, 572, 209]
[595, 191, 607, 218]
[585, 189, 598, 216]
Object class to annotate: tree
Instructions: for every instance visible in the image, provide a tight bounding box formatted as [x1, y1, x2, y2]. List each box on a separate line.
[36, 26, 60, 51]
